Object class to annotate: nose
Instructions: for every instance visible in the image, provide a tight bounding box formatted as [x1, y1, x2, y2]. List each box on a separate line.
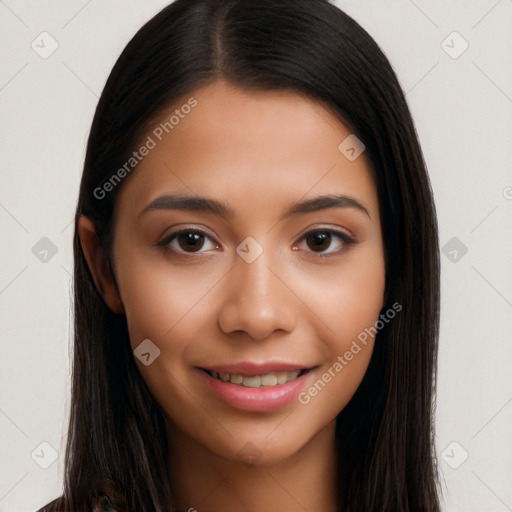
[217, 247, 297, 340]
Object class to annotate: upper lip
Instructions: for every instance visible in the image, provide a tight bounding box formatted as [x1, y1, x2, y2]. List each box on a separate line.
[200, 361, 313, 376]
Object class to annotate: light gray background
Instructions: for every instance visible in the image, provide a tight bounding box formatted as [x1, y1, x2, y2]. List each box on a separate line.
[0, 1, 511, 511]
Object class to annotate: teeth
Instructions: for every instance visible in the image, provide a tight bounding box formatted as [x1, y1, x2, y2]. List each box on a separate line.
[243, 375, 261, 387]
[230, 374, 243, 384]
[276, 371, 289, 385]
[209, 370, 302, 387]
[261, 373, 278, 386]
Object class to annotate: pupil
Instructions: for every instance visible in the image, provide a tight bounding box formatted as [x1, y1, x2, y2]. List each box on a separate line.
[179, 232, 204, 251]
[308, 232, 331, 252]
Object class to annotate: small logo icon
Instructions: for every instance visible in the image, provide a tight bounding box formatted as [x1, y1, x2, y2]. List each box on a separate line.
[32, 237, 58, 263]
[338, 134, 365, 161]
[31, 31, 59, 59]
[442, 237, 468, 263]
[441, 31, 469, 59]
[236, 236, 263, 263]
[441, 441, 469, 469]
[133, 339, 161, 366]
[237, 442, 262, 465]
[31, 441, 58, 469]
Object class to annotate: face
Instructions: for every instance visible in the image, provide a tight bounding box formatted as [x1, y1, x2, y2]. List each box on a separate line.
[98, 79, 385, 465]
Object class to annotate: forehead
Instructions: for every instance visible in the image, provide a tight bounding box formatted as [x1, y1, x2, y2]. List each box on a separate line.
[114, 79, 377, 218]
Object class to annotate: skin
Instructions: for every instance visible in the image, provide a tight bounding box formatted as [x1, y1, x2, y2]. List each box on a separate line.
[79, 79, 386, 511]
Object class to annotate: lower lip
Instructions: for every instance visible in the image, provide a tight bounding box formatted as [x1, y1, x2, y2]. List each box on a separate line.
[199, 369, 311, 412]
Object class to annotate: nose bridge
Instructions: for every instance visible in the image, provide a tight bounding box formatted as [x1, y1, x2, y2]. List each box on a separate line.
[240, 242, 272, 291]
[234, 245, 281, 315]
[217, 239, 295, 339]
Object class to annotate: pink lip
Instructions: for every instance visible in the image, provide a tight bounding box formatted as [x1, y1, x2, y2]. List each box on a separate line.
[198, 367, 312, 412]
[202, 361, 309, 376]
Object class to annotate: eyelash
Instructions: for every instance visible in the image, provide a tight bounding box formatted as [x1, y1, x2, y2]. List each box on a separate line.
[155, 227, 356, 258]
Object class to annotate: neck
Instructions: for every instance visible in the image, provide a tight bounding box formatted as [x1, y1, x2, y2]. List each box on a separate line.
[166, 420, 338, 512]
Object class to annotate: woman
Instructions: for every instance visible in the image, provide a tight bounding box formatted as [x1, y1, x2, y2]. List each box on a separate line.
[38, 0, 441, 510]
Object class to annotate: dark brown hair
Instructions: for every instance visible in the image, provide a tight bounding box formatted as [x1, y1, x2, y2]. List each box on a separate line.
[38, 0, 441, 510]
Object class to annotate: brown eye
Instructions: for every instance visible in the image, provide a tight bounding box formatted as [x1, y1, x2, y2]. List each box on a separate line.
[176, 232, 206, 252]
[297, 229, 355, 255]
[306, 231, 332, 252]
[157, 229, 219, 255]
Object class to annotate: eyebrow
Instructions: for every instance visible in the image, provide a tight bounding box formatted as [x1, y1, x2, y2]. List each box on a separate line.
[139, 193, 371, 220]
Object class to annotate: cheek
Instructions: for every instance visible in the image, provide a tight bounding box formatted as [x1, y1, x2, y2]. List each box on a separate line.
[301, 246, 386, 345]
[334, 258, 385, 342]
[114, 260, 206, 413]
[113, 251, 225, 404]
[294, 247, 385, 411]
[116, 251, 221, 347]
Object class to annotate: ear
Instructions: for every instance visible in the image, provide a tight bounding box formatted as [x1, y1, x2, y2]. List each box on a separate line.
[78, 215, 125, 315]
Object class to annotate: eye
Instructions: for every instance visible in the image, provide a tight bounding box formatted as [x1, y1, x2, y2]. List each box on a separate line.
[294, 229, 355, 255]
[156, 227, 355, 257]
[156, 228, 219, 254]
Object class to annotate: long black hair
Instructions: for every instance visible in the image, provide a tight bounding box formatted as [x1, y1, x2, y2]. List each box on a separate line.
[38, 0, 441, 510]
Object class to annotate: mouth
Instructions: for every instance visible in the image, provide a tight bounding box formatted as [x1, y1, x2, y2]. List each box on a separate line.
[198, 364, 315, 412]
[196, 360, 317, 412]
[201, 368, 312, 388]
